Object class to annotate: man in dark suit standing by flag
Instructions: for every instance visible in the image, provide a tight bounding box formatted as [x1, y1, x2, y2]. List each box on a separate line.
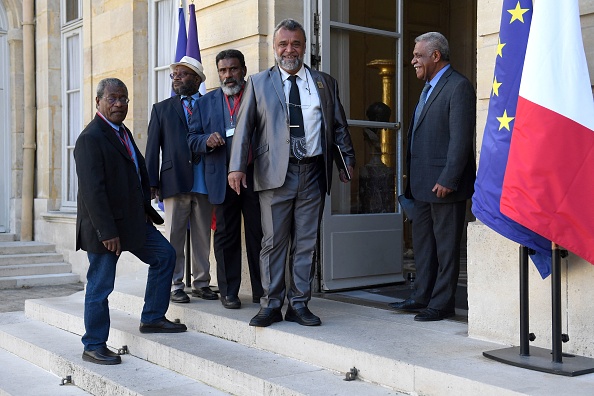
[228, 19, 355, 327]
[146, 56, 217, 304]
[388, 32, 476, 321]
[187, 49, 264, 309]
[75, 78, 186, 365]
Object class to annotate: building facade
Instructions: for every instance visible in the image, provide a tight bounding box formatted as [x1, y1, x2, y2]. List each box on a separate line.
[2, 0, 594, 357]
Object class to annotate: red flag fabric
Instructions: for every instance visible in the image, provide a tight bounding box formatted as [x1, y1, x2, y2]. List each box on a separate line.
[500, 0, 594, 264]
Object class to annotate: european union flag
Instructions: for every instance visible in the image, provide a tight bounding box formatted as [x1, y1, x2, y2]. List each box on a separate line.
[472, 0, 551, 278]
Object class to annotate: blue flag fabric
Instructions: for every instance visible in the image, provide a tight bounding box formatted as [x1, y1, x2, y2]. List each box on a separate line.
[186, 3, 206, 95]
[175, 6, 187, 63]
[471, 0, 551, 278]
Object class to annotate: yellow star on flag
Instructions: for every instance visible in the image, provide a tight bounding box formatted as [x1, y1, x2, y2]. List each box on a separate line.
[496, 37, 506, 57]
[492, 77, 502, 97]
[508, 1, 529, 23]
[497, 110, 515, 131]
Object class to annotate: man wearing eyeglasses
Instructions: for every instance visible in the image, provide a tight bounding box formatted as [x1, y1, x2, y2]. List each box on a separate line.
[228, 19, 355, 327]
[75, 78, 187, 365]
[146, 56, 217, 304]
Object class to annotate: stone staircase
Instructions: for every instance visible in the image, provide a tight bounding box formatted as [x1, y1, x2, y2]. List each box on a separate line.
[0, 233, 80, 289]
[2, 270, 594, 395]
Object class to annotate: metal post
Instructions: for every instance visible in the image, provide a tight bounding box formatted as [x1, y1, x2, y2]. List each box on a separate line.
[519, 245, 530, 356]
[185, 229, 191, 288]
[551, 242, 562, 363]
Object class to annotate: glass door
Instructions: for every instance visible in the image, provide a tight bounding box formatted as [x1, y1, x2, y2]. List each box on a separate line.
[317, 0, 405, 290]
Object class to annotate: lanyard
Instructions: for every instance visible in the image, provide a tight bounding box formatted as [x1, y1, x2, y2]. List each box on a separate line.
[224, 89, 243, 125]
[182, 97, 193, 117]
[116, 128, 133, 158]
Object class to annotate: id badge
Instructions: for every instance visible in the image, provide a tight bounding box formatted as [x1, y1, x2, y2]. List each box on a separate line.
[226, 127, 235, 137]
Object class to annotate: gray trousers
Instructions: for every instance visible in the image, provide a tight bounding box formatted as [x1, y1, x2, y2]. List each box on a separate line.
[257, 160, 324, 309]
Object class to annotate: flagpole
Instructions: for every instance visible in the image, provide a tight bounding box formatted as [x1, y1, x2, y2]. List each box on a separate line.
[483, 244, 594, 376]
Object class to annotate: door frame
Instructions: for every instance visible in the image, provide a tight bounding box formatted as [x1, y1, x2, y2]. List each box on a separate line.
[315, 0, 405, 291]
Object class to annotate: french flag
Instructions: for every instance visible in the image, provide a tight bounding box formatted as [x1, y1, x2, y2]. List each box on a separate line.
[500, 0, 594, 265]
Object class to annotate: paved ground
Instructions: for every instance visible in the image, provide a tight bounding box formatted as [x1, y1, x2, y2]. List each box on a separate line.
[0, 283, 85, 313]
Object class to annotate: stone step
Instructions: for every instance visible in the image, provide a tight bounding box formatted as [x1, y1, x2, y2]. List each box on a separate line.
[99, 272, 594, 396]
[0, 345, 91, 396]
[0, 234, 16, 242]
[0, 263, 73, 277]
[0, 273, 81, 290]
[15, 296, 399, 395]
[0, 241, 57, 255]
[0, 312, 230, 396]
[0, 252, 64, 266]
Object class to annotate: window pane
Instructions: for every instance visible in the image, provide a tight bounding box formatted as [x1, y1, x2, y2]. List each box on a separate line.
[65, 0, 80, 23]
[66, 33, 80, 90]
[330, 0, 396, 32]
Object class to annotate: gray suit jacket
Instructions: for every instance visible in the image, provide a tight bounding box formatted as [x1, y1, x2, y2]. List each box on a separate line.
[228, 65, 355, 194]
[406, 66, 476, 203]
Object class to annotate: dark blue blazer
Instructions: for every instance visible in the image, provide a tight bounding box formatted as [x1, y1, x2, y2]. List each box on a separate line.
[187, 88, 231, 205]
[145, 95, 196, 199]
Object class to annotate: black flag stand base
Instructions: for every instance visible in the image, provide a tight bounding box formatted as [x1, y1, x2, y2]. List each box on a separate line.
[483, 245, 594, 376]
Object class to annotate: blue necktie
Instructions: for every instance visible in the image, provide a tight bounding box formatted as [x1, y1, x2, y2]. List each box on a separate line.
[413, 82, 431, 129]
[184, 97, 201, 164]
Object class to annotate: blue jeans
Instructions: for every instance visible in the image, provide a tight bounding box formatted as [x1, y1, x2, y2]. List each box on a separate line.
[82, 221, 176, 351]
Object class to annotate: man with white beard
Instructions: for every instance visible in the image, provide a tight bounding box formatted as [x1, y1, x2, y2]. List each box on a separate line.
[227, 19, 355, 327]
[187, 49, 264, 310]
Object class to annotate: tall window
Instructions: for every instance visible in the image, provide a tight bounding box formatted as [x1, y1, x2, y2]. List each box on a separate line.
[149, 0, 181, 105]
[61, 0, 82, 207]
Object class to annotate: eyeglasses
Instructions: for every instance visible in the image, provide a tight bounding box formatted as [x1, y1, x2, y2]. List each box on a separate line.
[170, 71, 198, 79]
[102, 96, 130, 105]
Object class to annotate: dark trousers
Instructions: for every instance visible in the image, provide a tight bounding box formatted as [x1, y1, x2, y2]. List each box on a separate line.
[214, 164, 263, 299]
[82, 221, 175, 351]
[411, 199, 467, 311]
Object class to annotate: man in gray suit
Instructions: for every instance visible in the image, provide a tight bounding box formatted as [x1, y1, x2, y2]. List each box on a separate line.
[228, 19, 355, 327]
[388, 32, 475, 321]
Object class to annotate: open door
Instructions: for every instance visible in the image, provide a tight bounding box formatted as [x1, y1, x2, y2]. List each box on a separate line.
[317, 0, 405, 290]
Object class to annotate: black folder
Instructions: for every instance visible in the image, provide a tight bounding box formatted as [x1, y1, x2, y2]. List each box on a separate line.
[332, 143, 351, 181]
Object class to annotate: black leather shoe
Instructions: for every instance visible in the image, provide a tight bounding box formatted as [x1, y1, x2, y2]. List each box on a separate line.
[82, 346, 121, 365]
[249, 308, 283, 327]
[252, 296, 262, 304]
[285, 305, 321, 326]
[387, 299, 427, 312]
[192, 287, 219, 300]
[414, 308, 455, 322]
[221, 295, 241, 309]
[139, 318, 188, 333]
[170, 289, 190, 303]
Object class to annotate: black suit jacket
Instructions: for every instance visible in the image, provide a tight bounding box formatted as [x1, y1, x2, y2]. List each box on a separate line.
[75, 115, 159, 253]
[406, 67, 476, 203]
[145, 95, 196, 199]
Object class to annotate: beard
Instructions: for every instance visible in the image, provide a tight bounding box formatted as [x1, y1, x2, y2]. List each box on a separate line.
[275, 54, 303, 72]
[173, 80, 199, 96]
[220, 78, 245, 96]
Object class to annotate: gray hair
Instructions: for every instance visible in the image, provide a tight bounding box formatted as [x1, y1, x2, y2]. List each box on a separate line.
[273, 18, 307, 43]
[415, 32, 450, 61]
[96, 78, 127, 98]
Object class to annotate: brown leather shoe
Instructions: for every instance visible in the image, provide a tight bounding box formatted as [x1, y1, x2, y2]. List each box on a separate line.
[191, 287, 219, 300]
